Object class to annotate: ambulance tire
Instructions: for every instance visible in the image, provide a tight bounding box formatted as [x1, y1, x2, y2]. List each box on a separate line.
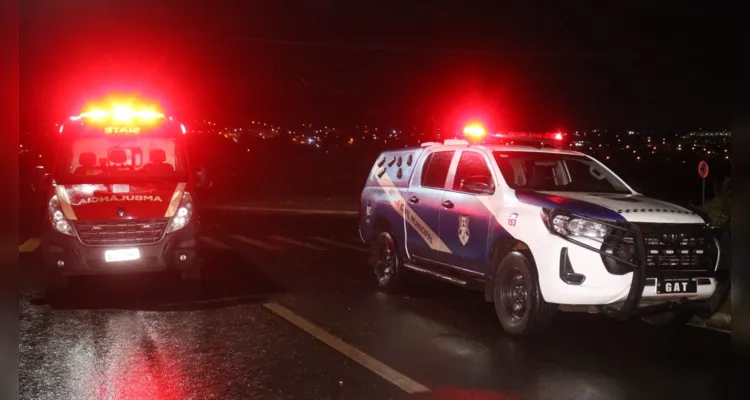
[372, 229, 405, 293]
[641, 310, 695, 328]
[493, 251, 556, 336]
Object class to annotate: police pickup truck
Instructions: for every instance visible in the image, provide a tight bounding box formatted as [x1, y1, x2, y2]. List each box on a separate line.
[358, 131, 729, 336]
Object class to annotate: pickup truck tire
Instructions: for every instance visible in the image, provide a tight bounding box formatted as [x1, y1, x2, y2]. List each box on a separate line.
[371, 230, 403, 293]
[641, 310, 695, 328]
[493, 251, 556, 336]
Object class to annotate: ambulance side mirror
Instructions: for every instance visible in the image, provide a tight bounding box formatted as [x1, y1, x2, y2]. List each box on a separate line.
[31, 165, 50, 193]
[195, 164, 213, 189]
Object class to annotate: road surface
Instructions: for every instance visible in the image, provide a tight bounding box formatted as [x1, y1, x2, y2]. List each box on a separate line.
[19, 212, 731, 399]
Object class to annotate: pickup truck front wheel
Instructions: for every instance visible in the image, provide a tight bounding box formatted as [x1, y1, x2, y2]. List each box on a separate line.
[372, 230, 403, 292]
[493, 251, 556, 336]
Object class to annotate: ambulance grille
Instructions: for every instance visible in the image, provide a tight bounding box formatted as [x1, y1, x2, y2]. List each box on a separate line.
[74, 218, 169, 246]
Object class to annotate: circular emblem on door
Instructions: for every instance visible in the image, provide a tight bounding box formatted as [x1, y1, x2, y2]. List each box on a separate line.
[117, 207, 125, 217]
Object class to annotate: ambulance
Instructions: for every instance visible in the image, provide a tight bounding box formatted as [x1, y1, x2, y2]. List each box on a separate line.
[35, 98, 209, 296]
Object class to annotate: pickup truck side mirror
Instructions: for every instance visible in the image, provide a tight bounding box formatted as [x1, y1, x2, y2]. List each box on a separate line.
[31, 165, 50, 193]
[461, 175, 495, 195]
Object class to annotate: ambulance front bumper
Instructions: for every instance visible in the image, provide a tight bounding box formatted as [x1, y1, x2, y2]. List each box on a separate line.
[42, 223, 198, 277]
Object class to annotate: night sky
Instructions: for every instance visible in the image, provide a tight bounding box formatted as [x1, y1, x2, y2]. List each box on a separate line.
[20, 1, 732, 132]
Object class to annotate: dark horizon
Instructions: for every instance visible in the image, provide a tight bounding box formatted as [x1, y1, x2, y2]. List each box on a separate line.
[20, 1, 732, 133]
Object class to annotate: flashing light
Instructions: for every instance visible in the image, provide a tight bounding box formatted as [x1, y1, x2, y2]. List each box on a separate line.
[489, 131, 565, 142]
[72, 106, 165, 122]
[71, 97, 166, 124]
[462, 123, 487, 139]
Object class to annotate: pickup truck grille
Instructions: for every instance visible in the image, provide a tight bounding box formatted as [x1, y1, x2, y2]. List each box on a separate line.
[74, 218, 169, 246]
[636, 224, 716, 271]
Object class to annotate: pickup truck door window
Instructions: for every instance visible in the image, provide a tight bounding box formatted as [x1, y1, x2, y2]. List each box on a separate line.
[405, 150, 455, 261]
[438, 150, 496, 273]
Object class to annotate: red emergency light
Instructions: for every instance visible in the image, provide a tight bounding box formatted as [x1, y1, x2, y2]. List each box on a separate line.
[484, 131, 566, 147]
[70, 106, 165, 123]
[463, 122, 487, 139]
[64, 97, 172, 135]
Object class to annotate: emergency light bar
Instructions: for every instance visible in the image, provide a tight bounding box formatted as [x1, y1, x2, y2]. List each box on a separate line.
[61, 98, 186, 137]
[480, 131, 566, 148]
[488, 131, 564, 142]
[462, 123, 487, 139]
[70, 106, 165, 122]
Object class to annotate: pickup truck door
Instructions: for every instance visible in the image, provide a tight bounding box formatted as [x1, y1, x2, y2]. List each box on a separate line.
[404, 150, 455, 262]
[437, 149, 497, 274]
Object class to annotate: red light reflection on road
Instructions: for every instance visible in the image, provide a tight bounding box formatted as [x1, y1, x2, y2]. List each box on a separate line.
[92, 343, 187, 400]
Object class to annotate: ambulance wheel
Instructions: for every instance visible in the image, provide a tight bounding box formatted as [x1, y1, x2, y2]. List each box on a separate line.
[641, 310, 695, 328]
[372, 230, 403, 293]
[493, 251, 556, 336]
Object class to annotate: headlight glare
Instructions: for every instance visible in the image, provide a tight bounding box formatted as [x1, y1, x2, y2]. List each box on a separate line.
[550, 214, 609, 238]
[167, 192, 194, 233]
[48, 195, 74, 236]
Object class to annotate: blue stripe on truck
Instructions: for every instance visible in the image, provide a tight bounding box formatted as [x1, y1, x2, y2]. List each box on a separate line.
[515, 190, 626, 221]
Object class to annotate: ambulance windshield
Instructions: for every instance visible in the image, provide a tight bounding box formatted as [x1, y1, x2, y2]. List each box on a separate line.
[55, 136, 188, 183]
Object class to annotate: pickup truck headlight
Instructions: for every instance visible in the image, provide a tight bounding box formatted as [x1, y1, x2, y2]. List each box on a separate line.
[166, 192, 194, 233]
[48, 195, 75, 236]
[551, 214, 609, 238]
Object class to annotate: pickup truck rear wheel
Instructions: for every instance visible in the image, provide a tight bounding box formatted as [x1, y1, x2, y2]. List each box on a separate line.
[372, 230, 403, 292]
[493, 251, 556, 336]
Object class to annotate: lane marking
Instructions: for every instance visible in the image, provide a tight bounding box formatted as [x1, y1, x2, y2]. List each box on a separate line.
[263, 302, 430, 394]
[205, 205, 357, 216]
[310, 237, 369, 253]
[687, 323, 730, 334]
[230, 235, 283, 251]
[19, 238, 41, 253]
[198, 236, 233, 250]
[270, 236, 327, 251]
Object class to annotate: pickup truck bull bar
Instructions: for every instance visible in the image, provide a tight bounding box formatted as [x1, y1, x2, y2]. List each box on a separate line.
[544, 209, 730, 320]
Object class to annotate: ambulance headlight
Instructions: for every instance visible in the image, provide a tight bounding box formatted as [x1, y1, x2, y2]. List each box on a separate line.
[48, 195, 74, 236]
[550, 214, 609, 238]
[167, 192, 194, 233]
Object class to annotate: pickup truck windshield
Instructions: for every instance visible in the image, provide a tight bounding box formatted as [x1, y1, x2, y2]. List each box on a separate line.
[493, 151, 632, 194]
[54, 136, 188, 183]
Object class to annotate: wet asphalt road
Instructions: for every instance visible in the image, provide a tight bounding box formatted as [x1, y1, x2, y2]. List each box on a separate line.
[19, 212, 731, 399]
